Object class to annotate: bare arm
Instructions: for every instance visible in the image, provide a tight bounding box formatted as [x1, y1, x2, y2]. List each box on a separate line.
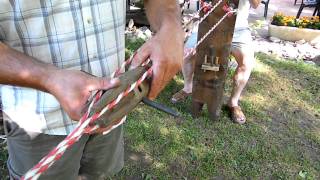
[131, 0, 184, 99]
[144, 0, 182, 32]
[0, 42, 119, 120]
[0, 42, 56, 92]
[249, 0, 261, 9]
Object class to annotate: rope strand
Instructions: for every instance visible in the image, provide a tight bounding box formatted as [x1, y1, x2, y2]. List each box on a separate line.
[22, 4, 236, 180]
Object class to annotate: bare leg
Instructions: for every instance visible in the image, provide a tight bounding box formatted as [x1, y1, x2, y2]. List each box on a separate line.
[182, 55, 196, 93]
[228, 45, 254, 108]
[171, 53, 195, 103]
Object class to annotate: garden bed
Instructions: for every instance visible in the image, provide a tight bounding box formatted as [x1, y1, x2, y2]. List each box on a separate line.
[269, 24, 320, 43]
[269, 13, 320, 43]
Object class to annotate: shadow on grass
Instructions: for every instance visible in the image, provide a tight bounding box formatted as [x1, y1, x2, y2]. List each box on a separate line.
[115, 53, 320, 179]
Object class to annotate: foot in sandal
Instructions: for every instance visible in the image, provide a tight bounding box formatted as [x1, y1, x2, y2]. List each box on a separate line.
[228, 106, 246, 124]
[171, 89, 191, 104]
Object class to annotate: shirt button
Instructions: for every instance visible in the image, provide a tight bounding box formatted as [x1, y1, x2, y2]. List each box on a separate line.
[87, 18, 92, 24]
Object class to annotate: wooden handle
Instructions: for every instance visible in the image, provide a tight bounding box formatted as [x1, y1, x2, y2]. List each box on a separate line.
[91, 66, 150, 127]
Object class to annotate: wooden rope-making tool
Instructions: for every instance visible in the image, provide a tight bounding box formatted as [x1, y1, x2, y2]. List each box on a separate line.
[22, 1, 238, 179]
[192, 0, 239, 120]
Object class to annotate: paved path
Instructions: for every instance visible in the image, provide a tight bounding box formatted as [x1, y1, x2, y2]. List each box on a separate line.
[184, 0, 319, 63]
[186, 0, 315, 20]
[250, 0, 314, 22]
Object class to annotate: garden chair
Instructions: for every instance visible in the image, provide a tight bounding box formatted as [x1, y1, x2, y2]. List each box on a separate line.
[261, 0, 270, 19]
[296, 0, 320, 18]
[181, 0, 200, 12]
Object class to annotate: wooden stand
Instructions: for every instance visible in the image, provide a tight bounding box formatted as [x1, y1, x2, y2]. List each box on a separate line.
[192, 0, 238, 120]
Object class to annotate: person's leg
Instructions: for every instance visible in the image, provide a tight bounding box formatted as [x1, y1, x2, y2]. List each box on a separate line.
[4, 113, 89, 180]
[181, 55, 195, 94]
[171, 54, 195, 103]
[171, 29, 198, 103]
[78, 125, 124, 180]
[228, 43, 255, 123]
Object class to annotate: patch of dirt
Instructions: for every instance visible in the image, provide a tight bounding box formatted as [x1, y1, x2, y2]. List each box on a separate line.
[168, 157, 188, 177]
[124, 143, 153, 169]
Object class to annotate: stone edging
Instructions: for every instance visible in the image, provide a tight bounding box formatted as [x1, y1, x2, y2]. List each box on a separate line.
[268, 24, 320, 44]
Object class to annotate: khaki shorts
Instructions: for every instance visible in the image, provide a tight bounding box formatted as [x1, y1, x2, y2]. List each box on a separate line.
[4, 117, 124, 180]
[232, 28, 252, 45]
[231, 28, 254, 60]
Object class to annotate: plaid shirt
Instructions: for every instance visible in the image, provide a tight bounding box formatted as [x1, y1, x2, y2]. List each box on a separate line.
[0, 0, 125, 135]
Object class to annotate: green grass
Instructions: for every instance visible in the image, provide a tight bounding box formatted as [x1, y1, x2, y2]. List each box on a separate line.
[114, 52, 320, 179]
[0, 52, 319, 179]
[0, 144, 8, 179]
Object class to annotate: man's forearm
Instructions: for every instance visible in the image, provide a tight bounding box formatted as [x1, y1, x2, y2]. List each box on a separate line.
[0, 42, 57, 92]
[144, 0, 183, 32]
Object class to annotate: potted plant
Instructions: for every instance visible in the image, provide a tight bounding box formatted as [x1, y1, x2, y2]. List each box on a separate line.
[269, 13, 320, 44]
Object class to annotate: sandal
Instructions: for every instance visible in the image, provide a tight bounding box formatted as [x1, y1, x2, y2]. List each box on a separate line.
[228, 106, 246, 124]
[171, 90, 191, 104]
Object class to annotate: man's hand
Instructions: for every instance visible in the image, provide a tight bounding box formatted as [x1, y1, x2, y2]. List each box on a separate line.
[131, 25, 184, 99]
[130, 0, 184, 99]
[0, 42, 119, 121]
[46, 70, 120, 121]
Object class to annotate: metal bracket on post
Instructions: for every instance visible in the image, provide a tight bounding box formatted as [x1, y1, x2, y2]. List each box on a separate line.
[201, 47, 220, 72]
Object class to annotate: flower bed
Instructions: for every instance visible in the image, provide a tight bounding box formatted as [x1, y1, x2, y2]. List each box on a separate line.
[271, 13, 320, 30]
[269, 13, 320, 43]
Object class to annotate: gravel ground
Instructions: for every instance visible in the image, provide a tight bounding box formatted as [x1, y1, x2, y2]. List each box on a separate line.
[252, 34, 320, 65]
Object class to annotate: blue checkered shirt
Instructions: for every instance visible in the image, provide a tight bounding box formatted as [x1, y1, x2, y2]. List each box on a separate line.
[0, 0, 125, 135]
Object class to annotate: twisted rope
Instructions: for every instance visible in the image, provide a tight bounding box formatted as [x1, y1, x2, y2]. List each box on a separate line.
[182, 1, 209, 31]
[22, 2, 236, 179]
[183, 9, 237, 59]
[22, 62, 152, 180]
[198, 0, 223, 24]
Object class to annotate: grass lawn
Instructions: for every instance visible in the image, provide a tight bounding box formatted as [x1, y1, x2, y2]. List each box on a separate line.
[0, 52, 319, 179]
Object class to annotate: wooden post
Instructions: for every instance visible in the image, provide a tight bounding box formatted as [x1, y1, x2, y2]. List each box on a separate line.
[192, 0, 239, 120]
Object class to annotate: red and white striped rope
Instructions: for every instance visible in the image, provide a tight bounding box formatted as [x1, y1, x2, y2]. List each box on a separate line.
[183, 9, 237, 59]
[22, 3, 236, 179]
[196, 10, 236, 48]
[198, 0, 223, 24]
[182, 1, 209, 30]
[22, 66, 152, 180]
[110, 52, 137, 78]
[184, 0, 225, 57]
[183, 0, 223, 40]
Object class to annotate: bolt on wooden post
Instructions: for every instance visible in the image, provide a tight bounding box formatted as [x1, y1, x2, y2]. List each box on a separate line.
[192, 0, 239, 120]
